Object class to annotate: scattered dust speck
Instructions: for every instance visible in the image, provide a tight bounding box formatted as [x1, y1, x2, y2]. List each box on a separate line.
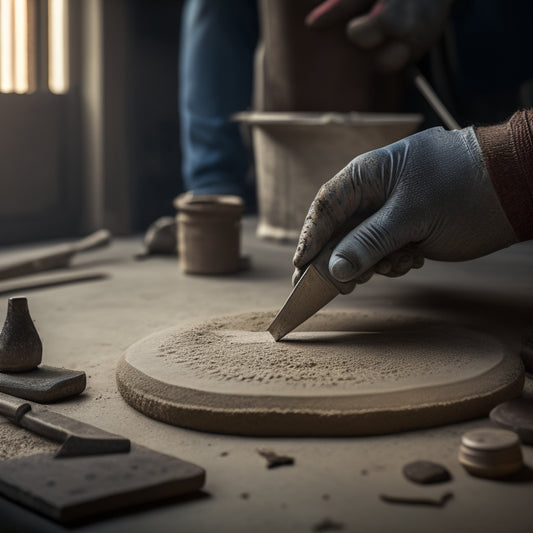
[312, 517, 344, 531]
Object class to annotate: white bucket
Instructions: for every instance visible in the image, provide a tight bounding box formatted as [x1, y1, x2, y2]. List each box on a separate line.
[235, 111, 423, 242]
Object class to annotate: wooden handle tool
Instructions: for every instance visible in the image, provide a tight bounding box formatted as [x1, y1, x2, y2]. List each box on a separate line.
[0, 229, 111, 281]
[0, 391, 130, 457]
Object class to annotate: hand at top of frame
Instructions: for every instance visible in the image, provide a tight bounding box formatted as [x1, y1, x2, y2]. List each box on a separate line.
[305, 0, 454, 71]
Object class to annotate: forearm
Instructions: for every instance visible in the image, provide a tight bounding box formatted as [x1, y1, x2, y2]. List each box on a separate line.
[476, 110, 533, 241]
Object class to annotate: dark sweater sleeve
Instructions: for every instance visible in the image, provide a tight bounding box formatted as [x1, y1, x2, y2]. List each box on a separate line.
[475, 109, 533, 241]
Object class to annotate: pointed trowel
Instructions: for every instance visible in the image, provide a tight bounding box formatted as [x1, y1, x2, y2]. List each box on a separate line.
[268, 238, 356, 341]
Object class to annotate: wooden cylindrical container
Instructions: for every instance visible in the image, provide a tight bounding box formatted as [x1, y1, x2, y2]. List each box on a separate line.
[175, 194, 244, 274]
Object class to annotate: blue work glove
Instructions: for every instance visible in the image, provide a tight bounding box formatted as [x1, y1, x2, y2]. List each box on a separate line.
[306, 0, 454, 71]
[292, 127, 517, 287]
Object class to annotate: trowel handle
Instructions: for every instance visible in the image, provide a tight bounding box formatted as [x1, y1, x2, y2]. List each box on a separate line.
[0, 391, 130, 457]
[0, 392, 31, 422]
[72, 229, 112, 254]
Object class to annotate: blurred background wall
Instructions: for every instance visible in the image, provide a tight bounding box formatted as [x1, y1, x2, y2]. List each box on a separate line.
[0, 0, 184, 245]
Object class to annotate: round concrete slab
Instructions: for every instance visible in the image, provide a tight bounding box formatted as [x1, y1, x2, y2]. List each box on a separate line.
[116, 311, 524, 436]
[490, 398, 533, 444]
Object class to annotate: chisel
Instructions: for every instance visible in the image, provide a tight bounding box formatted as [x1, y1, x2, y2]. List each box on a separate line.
[268, 237, 356, 341]
[0, 229, 111, 281]
[0, 392, 130, 457]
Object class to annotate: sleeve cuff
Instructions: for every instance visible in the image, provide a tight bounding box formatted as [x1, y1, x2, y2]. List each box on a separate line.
[475, 109, 533, 242]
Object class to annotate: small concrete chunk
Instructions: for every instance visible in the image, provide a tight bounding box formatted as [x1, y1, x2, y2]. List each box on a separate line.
[490, 398, 533, 444]
[142, 216, 177, 255]
[403, 460, 451, 484]
[257, 449, 294, 469]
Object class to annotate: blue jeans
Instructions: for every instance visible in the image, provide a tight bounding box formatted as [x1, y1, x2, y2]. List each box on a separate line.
[179, 0, 258, 199]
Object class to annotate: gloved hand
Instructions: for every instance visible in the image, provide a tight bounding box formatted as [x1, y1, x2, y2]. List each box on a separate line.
[292, 126, 518, 288]
[305, 0, 454, 71]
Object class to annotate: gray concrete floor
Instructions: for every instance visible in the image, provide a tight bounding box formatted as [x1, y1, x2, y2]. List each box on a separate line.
[0, 217, 532, 533]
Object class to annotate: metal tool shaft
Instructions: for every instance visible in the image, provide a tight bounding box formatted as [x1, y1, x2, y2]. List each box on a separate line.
[410, 66, 460, 130]
[0, 392, 130, 457]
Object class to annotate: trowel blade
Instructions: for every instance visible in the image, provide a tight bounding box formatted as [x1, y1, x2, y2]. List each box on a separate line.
[268, 264, 339, 341]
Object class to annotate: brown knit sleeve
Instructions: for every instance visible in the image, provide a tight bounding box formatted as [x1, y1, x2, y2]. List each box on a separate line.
[475, 110, 533, 241]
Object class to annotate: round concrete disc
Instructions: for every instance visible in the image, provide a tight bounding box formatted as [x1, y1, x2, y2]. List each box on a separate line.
[116, 311, 524, 436]
[490, 398, 533, 444]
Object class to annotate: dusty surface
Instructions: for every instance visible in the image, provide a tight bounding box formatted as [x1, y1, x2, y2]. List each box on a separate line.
[117, 310, 522, 435]
[0, 420, 56, 459]
[151, 313, 511, 393]
[0, 218, 532, 532]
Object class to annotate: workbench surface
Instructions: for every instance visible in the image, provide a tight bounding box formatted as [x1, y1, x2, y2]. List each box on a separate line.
[1, 218, 532, 533]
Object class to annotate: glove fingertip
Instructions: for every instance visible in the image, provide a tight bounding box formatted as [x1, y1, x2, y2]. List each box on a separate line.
[330, 255, 359, 282]
[292, 268, 303, 286]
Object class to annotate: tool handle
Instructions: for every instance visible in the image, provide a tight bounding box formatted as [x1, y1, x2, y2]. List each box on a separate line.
[0, 391, 130, 456]
[0, 230, 111, 281]
[0, 392, 31, 422]
[72, 229, 112, 253]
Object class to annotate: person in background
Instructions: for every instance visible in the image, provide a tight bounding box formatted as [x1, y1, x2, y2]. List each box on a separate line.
[179, 0, 258, 204]
[305, 0, 533, 124]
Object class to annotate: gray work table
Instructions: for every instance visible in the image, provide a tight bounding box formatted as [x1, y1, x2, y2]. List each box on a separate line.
[0, 217, 532, 533]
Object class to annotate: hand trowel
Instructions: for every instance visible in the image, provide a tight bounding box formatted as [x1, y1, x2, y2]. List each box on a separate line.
[0, 392, 205, 523]
[268, 237, 356, 341]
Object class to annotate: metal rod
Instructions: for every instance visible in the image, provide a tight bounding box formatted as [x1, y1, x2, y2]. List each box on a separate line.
[410, 67, 461, 130]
